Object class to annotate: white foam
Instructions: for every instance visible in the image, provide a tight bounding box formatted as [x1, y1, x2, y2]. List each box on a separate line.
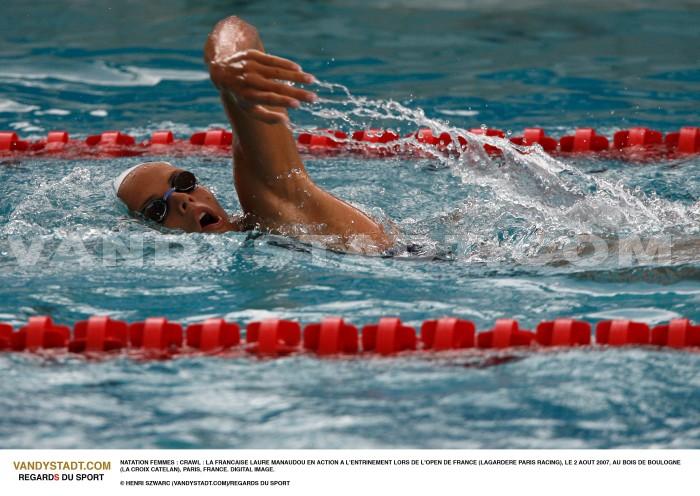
[0, 99, 39, 113]
[299, 78, 700, 265]
[0, 62, 208, 88]
[438, 109, 480, 117]
[35, 108, 71, 116]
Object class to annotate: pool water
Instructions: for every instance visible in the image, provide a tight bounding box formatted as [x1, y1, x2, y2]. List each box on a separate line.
[0, 0, 699, 448]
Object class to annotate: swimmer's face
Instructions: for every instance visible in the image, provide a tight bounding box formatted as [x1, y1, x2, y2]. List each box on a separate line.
[117, 162, 234, 233]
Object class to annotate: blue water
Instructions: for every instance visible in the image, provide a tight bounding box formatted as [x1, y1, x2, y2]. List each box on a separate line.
[0, 0, 699, 448]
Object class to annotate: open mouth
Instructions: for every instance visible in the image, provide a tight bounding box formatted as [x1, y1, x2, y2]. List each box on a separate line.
[198, 211, 221, 231]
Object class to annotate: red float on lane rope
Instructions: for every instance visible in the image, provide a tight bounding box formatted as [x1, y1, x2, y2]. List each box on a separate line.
[420, 317, 475, 350]
[467, 128, 505, 155]
[246, 319, 301, 355]
[0, 132, 29, 152]
[189, 129, 233, 147]
[510, 128, 558, 152]
[651, 319, 700, 348]
[536, 319, 591, 346]
[1, 315, 699, 357]
[352, 129, 399, 144]
[560, 128, 609, 152]
[14, 316, 70, 351]
[150, 130, 175, 146]
[4, 125, 700, 160]
[303, 317, 359, 355]
[477, 319, 534, 348]
[86, 131, 135, 147]
[469, 128, 505, 138]
[44, 131, 70, 152]
[613, 127, 663, 149]
[362, 317, 416, 355]
[665, 127, 700, 154]
[595, 320, 650, 346]
[0, 323, 13, 350]
[129, 317, 183, 350]
[186, 318, 240, 351]
[415, 128, 440, 146]
[69, 316, 128, 353]
[297, 131, 346, 149]
[84, 131, 140, 157]
[351, 129, 401, 156]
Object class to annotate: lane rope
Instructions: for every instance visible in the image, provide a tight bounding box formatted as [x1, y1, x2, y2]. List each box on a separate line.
[1, 126, 699, 159]
[1, 316, 698, 357]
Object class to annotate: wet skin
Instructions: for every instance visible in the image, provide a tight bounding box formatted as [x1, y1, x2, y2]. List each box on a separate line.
[118, 16, 393, 252]
[117, 161, 239, 234]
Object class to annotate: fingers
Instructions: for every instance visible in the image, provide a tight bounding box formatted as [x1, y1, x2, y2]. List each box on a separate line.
[214, 48, 318, 118]
[245, 73, 316, 103]
[242, 90, 301, 108]
[218, 50, 315, 87]
[258, 65, 315, 85]
[219, 49, 302, 72]
[243, 49, 302, 71]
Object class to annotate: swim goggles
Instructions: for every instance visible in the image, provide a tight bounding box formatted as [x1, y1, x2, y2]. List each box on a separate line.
[141, 170, 197, 223]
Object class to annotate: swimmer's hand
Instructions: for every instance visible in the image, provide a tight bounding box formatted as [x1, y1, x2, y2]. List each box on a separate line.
[208, 49, 317, 124]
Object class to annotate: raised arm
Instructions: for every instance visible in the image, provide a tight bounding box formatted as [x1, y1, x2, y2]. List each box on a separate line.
[204, 16, 392, 252]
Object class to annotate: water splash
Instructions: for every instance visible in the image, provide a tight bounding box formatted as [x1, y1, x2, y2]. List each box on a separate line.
[0, 82, 698, 274]
[298, 80, 700, 266]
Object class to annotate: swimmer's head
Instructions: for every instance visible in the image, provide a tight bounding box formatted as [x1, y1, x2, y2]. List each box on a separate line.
[114, 161, 235, 233]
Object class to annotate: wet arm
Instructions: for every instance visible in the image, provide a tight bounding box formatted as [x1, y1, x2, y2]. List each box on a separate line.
[204, 16, 392, 250]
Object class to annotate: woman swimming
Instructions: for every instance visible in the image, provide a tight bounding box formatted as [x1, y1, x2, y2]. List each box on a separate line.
[115, 15, 392, 253]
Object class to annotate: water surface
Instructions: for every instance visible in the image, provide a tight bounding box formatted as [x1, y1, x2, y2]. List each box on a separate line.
[0, 0, 699, 448]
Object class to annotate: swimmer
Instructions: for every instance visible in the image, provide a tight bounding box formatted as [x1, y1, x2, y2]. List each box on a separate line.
[114, 15, 392, 253]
